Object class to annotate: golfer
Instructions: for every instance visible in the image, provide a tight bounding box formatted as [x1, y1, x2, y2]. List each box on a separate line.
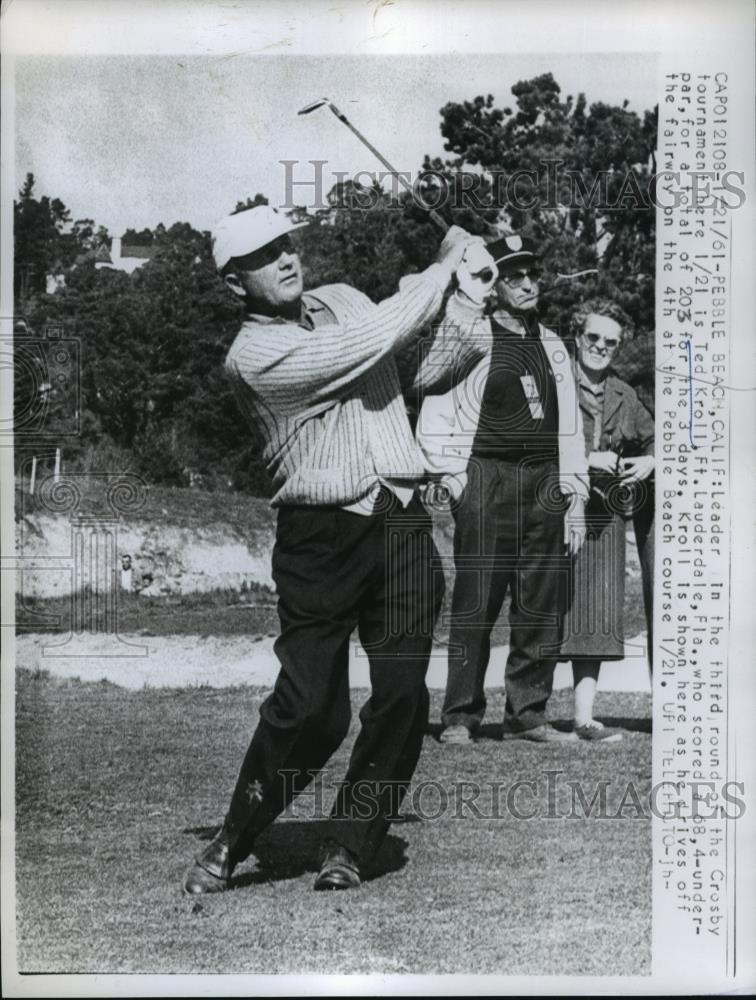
[185, 205, 492, 893]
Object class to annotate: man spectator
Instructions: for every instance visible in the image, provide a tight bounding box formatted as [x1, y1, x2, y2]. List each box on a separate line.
[184, 205, 491, 894]
[417, 234, 589, 744]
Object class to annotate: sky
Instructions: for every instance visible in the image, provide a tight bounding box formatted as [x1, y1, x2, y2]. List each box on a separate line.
[13, 51, 657, 237]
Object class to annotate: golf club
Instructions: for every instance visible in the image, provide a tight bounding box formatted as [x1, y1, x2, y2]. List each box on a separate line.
[298, 97, 451, 233]
[298, 98, 596, 291]
[538, 268, 600, 299]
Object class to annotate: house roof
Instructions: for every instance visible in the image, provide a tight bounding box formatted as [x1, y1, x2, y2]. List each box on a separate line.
[73, 249, 96, 267]
[94, 244, 113, 264]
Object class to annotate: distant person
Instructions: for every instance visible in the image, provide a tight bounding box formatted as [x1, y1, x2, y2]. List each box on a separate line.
[119, 554, 133, 592]
[559, 300, 655, 740]
[184, 205, 495, 894]
[417, 234, 589, 745]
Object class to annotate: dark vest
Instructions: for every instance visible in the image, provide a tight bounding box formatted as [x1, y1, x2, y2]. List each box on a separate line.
[471, 314, 559, 462]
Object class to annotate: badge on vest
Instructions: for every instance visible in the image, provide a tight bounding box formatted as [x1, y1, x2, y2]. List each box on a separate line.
[519, 374, 544, 419]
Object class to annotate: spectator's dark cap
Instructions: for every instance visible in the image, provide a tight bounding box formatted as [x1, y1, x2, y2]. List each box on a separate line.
[486, 234, 539, 276]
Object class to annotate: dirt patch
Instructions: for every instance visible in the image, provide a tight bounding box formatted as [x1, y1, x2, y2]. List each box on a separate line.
[15, 631, 651, 693]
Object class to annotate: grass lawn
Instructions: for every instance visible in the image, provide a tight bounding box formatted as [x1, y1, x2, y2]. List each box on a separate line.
[15, 481, 649, 644]
[15, 669, 651, 976]
[16, 586, 283, 639]
[15, 564, 647, 647]
[15, 483, 276, 535]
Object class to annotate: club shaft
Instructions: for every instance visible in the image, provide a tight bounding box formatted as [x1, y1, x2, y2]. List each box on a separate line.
[335, 111, 449, 233]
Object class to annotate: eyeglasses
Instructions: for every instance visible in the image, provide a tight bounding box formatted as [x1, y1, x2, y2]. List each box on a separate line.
[499, 267, 540, 288]
[582, 331, 620, 350]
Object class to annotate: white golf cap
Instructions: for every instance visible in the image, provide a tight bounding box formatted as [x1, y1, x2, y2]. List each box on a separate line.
[211, 205, 309, 271]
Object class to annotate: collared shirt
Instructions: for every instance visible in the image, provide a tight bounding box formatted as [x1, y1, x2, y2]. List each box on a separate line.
[577, 368, 606, 451]
[299, 294, 414, 514]
[225, 266, 448, 508]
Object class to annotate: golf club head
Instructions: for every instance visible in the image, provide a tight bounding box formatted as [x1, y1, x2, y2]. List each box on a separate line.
[298, 98, 331, 115]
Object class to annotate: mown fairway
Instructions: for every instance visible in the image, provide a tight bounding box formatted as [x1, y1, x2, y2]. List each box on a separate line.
[16, 670, 650, 975]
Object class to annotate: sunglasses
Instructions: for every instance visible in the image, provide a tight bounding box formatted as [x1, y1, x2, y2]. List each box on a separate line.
[582, 332, 620, 350]
[234, 234, 297, 272]
[498, 267, 540, 288]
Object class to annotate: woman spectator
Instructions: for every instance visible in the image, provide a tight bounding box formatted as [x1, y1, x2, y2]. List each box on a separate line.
[612, 328, 656, 674]
[561, 300, 655, 742]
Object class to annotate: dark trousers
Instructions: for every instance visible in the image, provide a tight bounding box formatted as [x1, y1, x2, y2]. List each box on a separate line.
[442, 458, 568, 733]
[220, 493, 443, 866]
